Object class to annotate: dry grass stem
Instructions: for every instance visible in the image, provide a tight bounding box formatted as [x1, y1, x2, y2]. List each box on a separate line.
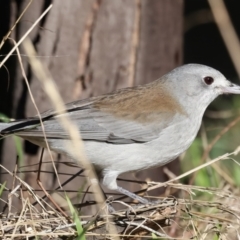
[0, 4, 52, 69]
[208, 0, 240, 77]
[0, 0, 33, 50]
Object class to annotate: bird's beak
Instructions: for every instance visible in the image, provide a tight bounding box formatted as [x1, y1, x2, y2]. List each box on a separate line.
[221, 82, 240, 94]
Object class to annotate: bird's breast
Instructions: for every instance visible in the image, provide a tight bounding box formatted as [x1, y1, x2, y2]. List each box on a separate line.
[146, 114, 203, 166]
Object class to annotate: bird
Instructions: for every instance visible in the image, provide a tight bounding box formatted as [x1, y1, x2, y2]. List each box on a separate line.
[1, 63, 240, 204]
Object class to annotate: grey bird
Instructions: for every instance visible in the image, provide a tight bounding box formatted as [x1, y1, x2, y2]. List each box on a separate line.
[1, 64, 240, 204]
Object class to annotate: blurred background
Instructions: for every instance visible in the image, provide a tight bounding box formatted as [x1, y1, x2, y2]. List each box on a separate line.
[0, 0, 240, 218]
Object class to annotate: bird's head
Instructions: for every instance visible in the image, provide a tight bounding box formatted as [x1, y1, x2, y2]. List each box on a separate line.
[162, 64, 240, 115]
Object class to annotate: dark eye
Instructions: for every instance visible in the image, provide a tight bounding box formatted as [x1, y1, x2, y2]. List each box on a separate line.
[204, 76, 214, 85]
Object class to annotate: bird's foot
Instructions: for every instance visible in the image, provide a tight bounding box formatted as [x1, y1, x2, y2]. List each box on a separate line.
[117, 186, 153, 205]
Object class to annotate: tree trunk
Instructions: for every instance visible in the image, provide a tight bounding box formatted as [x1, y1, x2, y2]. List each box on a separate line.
[0, 0, 183, 209]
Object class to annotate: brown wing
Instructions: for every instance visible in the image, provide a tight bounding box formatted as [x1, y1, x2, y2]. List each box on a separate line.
[2, 80, 185, 144]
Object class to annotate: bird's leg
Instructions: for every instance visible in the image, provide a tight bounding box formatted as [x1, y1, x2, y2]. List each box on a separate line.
[117, 186, 151, 205]
[102, 172, 152, 205]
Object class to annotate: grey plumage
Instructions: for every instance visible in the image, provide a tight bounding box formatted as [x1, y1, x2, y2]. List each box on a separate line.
[1, 64, 240, 203]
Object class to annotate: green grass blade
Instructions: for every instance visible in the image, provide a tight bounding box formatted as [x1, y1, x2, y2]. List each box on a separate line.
[66, 194, 86, 240]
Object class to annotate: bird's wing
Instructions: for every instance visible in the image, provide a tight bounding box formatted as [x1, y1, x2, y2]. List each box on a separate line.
[2, 83, 185, 144]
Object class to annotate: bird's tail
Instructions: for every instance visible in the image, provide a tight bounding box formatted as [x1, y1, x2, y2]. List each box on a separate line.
[0, 122, 16, 135]
[0, 119, 38, 137]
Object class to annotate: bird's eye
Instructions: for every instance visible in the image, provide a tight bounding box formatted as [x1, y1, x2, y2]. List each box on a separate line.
[204, 76, 214, 85]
